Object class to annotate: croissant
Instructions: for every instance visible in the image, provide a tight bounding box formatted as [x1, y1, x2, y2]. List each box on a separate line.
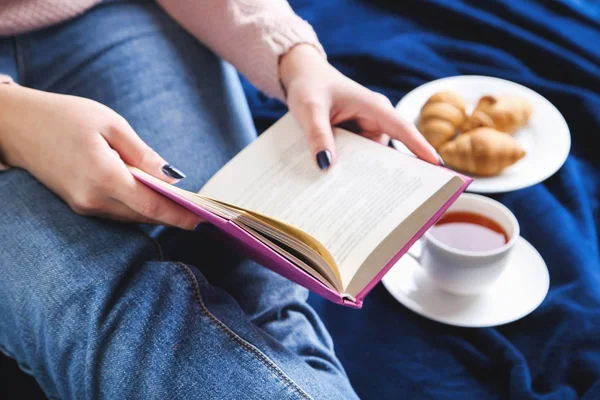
[462, 94, 532, 134]
[417, 91, 467, 149]
[439, 128, 526, 176]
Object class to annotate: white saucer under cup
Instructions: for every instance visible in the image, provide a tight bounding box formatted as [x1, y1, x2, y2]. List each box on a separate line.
[381, 237, 550, 328]
[393, 75, 571, 194]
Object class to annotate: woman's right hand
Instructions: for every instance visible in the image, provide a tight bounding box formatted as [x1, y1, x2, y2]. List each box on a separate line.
[0, 85, 202, 229]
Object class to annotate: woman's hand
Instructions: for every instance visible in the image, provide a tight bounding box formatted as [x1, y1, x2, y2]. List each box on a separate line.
[0, 85, 202, 229]
[279, 44, 442, 170]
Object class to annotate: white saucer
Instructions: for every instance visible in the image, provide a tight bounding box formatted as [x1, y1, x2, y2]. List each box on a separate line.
[381, 237, 549, 328]
[392, 75, 571, 193]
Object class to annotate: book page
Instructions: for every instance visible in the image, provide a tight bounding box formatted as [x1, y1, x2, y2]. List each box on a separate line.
[199, 114, 457, 290]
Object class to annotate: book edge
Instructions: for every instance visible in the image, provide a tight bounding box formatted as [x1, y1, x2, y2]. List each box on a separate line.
[130, 167, 362, 307]
[353, 174, 473, 302]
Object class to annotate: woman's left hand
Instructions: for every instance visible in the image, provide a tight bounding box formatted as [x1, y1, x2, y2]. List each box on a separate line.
[280, 44, 441, 170]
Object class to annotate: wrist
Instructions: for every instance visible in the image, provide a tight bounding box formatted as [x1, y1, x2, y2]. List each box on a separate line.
[0, 80, 20, 169]
[0, 83, 33, 169]
[279, 43, 329, 98]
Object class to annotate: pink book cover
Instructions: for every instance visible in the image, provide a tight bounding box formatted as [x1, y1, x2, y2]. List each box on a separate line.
[132, 169, 472, 309]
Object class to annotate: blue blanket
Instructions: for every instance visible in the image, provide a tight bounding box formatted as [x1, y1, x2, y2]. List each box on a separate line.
[241, 1, 600, 398]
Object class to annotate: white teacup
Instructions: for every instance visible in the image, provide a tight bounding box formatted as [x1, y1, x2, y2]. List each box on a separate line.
[412, 193, 520, 296]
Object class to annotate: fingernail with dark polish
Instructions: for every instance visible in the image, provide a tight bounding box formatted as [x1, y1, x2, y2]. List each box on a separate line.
[437, 154, 446, 167]
[162, 164, 186, 179]
[316, 150, 332, 170]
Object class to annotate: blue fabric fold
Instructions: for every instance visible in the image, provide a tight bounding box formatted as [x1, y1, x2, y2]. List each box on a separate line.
[241, 1, 600, 398]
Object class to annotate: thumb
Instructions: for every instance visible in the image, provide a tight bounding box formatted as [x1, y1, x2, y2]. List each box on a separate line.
[294, 102, 336, 170]
[103, 119, 186, 184]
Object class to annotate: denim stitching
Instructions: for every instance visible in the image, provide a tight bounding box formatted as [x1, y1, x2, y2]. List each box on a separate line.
[173, 262, 313, 400]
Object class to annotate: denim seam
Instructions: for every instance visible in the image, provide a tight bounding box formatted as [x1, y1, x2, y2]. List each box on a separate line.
[173, 262, 313, 400]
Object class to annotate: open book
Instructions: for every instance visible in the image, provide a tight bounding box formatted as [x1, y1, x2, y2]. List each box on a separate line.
[132, 113, 471, 308]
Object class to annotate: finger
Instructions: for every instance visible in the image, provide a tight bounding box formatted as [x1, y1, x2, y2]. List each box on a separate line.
[102, 117, 186, 183]
[293, 101, 336, 170]
[115, 173, 203, 230]
[367, 93, 441, 165]
[97, 199, 162, 225]
[102, 199, 205, 228]
[361, 131, 390, 146]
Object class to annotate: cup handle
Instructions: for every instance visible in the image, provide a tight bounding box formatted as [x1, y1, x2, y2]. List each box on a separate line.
[405, 240, 423, 263]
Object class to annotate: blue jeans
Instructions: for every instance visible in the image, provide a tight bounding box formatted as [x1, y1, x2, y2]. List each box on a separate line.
[0, 1, 358, 399]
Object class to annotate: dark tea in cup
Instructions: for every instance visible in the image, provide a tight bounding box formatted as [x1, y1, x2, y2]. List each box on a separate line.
[420, 194, 519, 295]
[429, 211, 509, 252]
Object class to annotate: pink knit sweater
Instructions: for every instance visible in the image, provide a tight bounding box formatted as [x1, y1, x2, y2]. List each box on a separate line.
[0, 0, 325, 170]
[0, 0, 325, 100]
